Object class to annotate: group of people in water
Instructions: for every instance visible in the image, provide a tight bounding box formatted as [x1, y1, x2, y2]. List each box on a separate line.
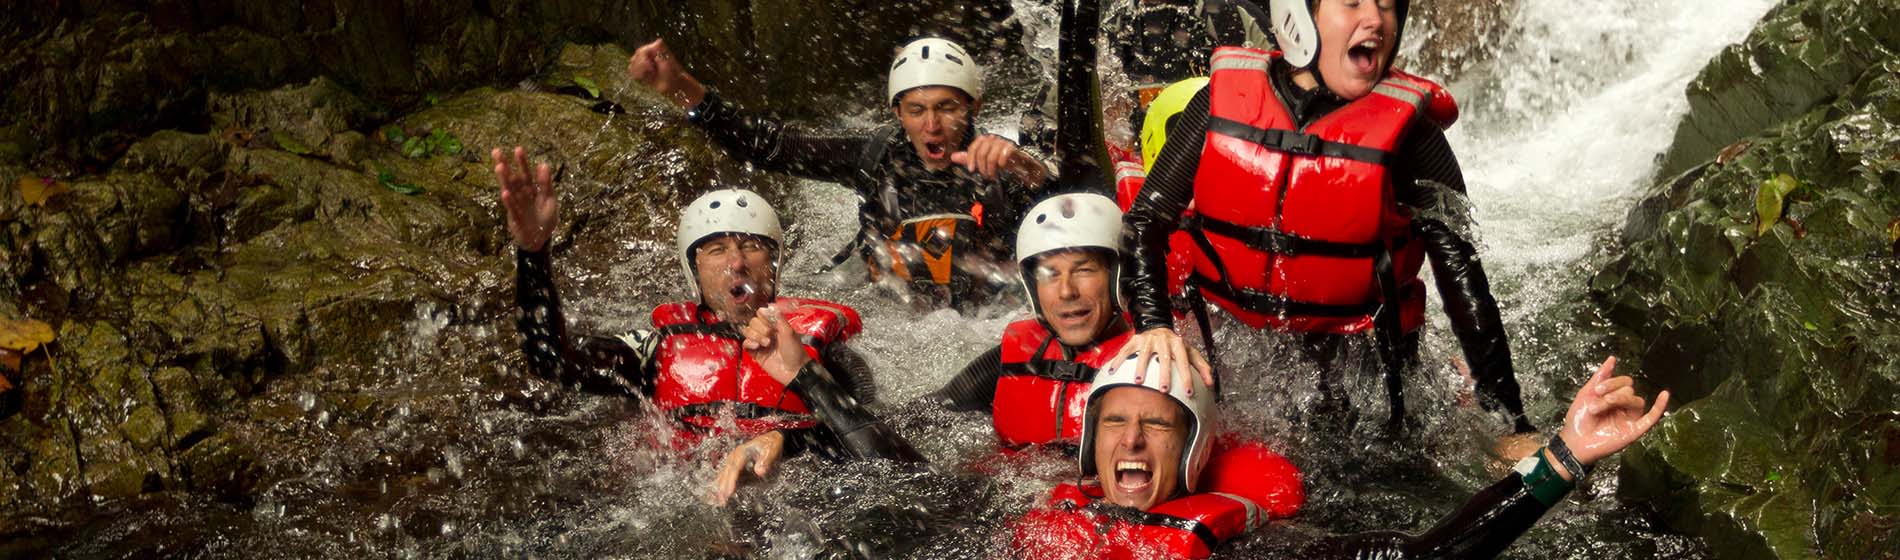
[492, 0, 1672, 557]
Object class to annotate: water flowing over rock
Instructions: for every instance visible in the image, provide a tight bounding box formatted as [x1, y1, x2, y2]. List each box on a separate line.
[1593, 1, 1900, 557]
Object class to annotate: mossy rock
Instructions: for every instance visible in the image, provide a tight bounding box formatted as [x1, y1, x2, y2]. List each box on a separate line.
[1658, 0, 1900, 177]
[1598, 4, 1900, 555]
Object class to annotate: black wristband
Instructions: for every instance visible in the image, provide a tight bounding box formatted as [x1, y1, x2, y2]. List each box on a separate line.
[1547, 434, 1591, 481]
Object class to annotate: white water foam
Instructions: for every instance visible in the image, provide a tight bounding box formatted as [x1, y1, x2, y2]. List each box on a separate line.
[1448, 0, 1777, 303]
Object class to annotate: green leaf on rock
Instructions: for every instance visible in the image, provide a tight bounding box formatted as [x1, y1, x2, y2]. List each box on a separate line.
[429, 128, 463, 156]
[375, 167, 423, 195]
[402, 136, 428, 158]
[425, 92, 441, 106]
[272, 130, 312, 155]
[1755, 174, 1800, 236]
[573, 76, 601, 99]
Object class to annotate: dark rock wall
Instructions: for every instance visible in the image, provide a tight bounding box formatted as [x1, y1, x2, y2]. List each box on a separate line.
[0, 0, 1033, 521]
[1594, 1, 1900, 557]
[0, 0, 1018, 168]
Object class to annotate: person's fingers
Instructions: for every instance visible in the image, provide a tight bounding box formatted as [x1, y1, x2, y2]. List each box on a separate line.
[1637, 390, 1670, 432]
[492, 148, 510, 185]
[1601, 388, 1643, 413]
[512, 147, 530, 186]
[1187, 345, 1214, 388]
[1595, 376, 1634, 396]
[1129, 340, 1152, 384]
[713, 449, 748, 505]
[753, 441, 781, 477]
[1589, 356, 1617, 386]
[950, 151, 972, 167]
[535, 162, 554, 199]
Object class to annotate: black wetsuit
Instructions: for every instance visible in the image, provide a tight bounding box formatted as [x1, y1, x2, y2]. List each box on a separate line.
[687, 90, 1047, 305]
[1124, 61, 1536, 433]
[513, 247, 881, 459]
[778, 351, 1570, 558]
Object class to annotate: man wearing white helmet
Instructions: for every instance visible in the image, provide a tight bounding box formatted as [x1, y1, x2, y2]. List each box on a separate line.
[710, 194, 1281, 514]
[1010, 353, 1673, 559]
[628, 36, 1052, 308]
[494, 145, 881, 454]
[710, 193, 1139, 502]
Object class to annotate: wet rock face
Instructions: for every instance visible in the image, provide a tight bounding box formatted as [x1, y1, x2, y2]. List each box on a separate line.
[1593, 1, 1900, 557]
[0, 33, 785, 525]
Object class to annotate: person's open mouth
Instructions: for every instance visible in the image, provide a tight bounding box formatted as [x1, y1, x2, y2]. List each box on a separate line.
[925, 141, 948, 159]
[1054, 307, 1093, 327]
[728, 279, 756, 306]
[1115, 459, 1154, 497]
[1348, 38, 1383, 75]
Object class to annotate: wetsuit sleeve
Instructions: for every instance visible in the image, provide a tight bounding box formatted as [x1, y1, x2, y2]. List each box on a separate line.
[818, 342, 880, 406]
[923, 346, 1005, 413]
[1312, 473, 1558, 559]
[514, 248, 654, 397]
[687, 89, 874, 183]
[1122, 89, 1211, 332]
[1394, 127, 1535, 433]
[785, 361, 926, 463]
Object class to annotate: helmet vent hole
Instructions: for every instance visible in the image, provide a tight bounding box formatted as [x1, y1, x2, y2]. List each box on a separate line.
[1035, 214, 1046, 224]
[922, 45, 930, 59]
[709, 201, 721, 209]
[736, 197, 748, 207]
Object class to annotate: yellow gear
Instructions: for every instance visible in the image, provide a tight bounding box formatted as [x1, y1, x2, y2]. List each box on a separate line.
[1139, 77, 1209, 173]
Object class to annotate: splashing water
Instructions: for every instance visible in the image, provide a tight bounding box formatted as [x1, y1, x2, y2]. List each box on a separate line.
[16, 0, 1781, 557]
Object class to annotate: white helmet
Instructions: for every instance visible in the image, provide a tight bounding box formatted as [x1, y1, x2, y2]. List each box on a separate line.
[1015, 193, 1124, 318]
[1078, 346, 1217, 493]
[886, 38, 983, 105]
[675, 189, 783, 300]
[1266, 0, 1411, 69]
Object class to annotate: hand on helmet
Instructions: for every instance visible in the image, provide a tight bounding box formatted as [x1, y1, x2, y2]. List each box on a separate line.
[493, 146, 557, 252]
[1559, 357, 1670, 470]
[711, 430, 786, 506]
[1122, 328, 1215, 396]
[628, 39, 708, 109]
[740, 304, 809, 385]
[951, 134, 1048, 184]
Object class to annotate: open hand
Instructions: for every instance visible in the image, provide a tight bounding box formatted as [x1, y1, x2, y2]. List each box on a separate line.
[950, 134, 1048, 184]
[740, 304, 809, 385]
[1562, 356, 1670, 466]
[493, 146, 557, 251]
[627, 39, 708, 109]
[711, 430, 787, 506]
[1120, 327, 1215, 396]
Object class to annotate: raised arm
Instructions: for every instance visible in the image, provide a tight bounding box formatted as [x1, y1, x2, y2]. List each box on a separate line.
[628, 39, 872, 182]
[1314, 357, 1669, 559]
[498, 146, 653, 396]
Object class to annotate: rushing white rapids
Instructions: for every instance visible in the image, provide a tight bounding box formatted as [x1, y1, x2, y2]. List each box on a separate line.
[1447, 0, 1778, 303]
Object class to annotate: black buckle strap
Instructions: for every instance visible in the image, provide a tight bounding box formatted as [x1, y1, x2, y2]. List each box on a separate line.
[1207, 116, 1392, 165]
[1192, 273, 1381, 318]
[1001, 336, 1095, 382]
[1084, 502, 1219, 549]
[1187, 215, 1396, 259]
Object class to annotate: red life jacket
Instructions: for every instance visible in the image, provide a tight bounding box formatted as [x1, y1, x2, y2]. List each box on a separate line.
[1186, 47, 1459, 335]
[993, 318, 1135, 448]
[649, 297, 862, 437]
[1010, 439, 1305, 559]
